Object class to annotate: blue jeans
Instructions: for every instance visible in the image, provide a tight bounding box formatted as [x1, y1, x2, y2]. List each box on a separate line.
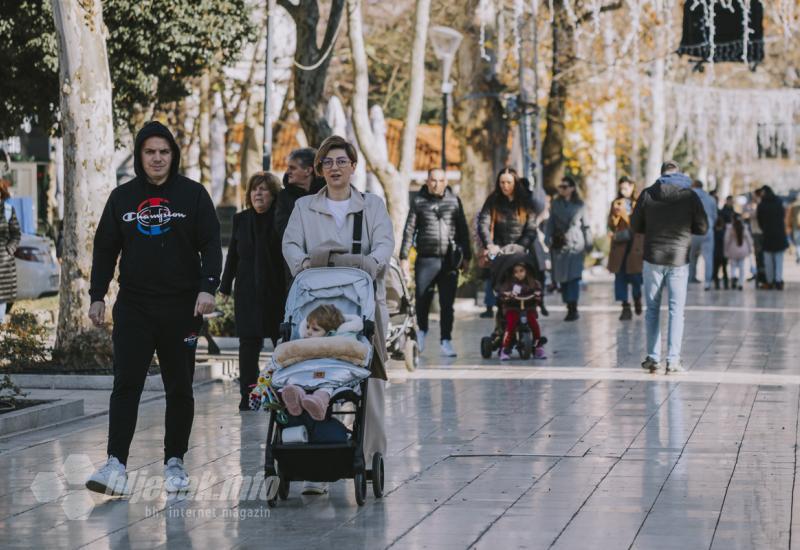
[614, 271, 643, 303]
[689, 233, 714, 283]
[764, 251, 784, 283]
[643, 261, 689, 365]
[484, 278, 496, 308]
[0, 302, 5, 324]
[560, 279, 580, 303]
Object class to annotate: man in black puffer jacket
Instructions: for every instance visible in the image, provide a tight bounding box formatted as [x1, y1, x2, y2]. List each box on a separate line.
[400, 169, 471, 358]
[630, 160, 708, 375]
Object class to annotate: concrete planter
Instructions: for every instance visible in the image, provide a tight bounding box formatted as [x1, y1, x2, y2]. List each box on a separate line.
[9, 360, 237, 391]
[0, 398, 84, 436]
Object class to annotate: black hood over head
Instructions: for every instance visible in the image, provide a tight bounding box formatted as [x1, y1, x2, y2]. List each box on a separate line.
[133, 121, 181, 182]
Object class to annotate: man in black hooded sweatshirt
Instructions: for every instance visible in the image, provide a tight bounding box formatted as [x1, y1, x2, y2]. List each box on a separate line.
[85, 121, 222, 496]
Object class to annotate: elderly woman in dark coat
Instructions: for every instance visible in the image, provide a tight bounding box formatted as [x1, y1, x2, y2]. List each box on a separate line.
[0, 179, 20, 323]
[477, 168, 541, 317]
[546, 177, 592, 321]
[219, 172, 285, 410]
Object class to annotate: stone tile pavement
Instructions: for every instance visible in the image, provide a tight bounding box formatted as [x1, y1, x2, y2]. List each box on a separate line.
[2, 277, 800, 549]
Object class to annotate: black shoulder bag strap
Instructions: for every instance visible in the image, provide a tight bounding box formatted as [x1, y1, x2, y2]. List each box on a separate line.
[351, 193, 366, 254]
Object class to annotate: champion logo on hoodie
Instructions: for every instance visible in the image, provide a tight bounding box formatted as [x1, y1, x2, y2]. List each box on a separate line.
[122, 197, 187, 236]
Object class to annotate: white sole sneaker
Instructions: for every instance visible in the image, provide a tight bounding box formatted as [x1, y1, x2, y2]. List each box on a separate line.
[86, 474, 130, 497]
[302, 482, 329, 495]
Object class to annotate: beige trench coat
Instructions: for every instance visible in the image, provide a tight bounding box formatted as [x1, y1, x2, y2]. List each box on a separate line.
[282, 185, 394, 460]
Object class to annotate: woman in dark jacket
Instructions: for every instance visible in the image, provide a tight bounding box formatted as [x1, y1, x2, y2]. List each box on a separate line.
[0, 179, 21, 323]
[546, 177, 592, 321]
[477, 168, 539, 317]
[756, 185, 788, 290]
[219, 172, 285, 410]
[607, 176, 644, 320]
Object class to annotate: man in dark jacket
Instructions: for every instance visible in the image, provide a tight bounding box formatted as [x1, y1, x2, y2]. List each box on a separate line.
[400, 168, 471, 358]
[631, 160, 708, 375]
[273, 147, 326, 239]
[86, 121, 222, 497]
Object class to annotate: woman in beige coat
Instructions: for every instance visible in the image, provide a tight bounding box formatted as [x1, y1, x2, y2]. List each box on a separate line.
[282, 135, 394, 495]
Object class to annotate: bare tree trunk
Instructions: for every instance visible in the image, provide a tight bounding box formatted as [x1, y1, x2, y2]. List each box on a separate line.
[399, 0, 431, 181]
[51, 0, 116, 351]
[346, 0, 429, 250]
[279, 0, 345, 147]
[541, 6, 574, 194]
[644, 54, 666, 187]
[451, 2, 510, 224]
[199, 72, 212, 193]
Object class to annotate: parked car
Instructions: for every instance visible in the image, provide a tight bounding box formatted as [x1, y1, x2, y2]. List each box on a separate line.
[14, 233, 60, 300]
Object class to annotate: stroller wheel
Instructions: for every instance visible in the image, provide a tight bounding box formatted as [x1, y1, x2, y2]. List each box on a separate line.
[404, 339, 419, 372]
[354, 470, 367, 506]
[372, 453, 385, 498]
[480, 336, 493, 359]
[519, 332, 533, 360]
[278, 474, 290, 500]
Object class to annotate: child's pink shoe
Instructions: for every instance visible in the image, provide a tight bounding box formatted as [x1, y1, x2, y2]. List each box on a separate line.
[280, 385, 304, 416]
[301, 391, 331, 421]
[534, 346, 547, 359]
[500, 349, 511, 361]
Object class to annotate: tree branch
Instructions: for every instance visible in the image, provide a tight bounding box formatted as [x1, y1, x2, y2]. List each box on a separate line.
[320, 0, 346, 56]
[576, 2, 623, 26]
[276, 0, 298, 18]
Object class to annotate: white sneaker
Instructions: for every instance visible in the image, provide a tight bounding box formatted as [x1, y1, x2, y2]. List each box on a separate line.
[417, 330, 427, 353]
[665, 361, 686, 374]
[302, 481, 329, 495]
[440, 340, 457, 357]
[164, 457, 190, 493]
[86, 456, 131, 496]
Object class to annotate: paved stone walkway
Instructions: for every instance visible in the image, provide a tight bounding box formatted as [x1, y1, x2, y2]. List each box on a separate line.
[2, 279, 800, 549]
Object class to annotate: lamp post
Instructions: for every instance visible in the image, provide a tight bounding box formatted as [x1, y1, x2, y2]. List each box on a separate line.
[429, 26, 462, 170]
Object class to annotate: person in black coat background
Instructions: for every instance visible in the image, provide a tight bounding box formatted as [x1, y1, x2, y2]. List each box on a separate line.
[399, 168, 471, 357]
[220, 172, 285, 410]
[756, 185, 789, 290]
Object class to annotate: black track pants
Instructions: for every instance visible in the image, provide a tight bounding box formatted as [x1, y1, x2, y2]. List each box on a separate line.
[415, 257, 458, 341]
[107, 298, 201, 465]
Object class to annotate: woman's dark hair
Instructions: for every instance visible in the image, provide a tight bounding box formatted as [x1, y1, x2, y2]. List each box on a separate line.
[560, 176, 580, 202]
[492, 168, 526, 204]
[616, 175, 637, 200]
[0, 179, 10, 200]
[245, 172, 281, 209]
[733, 215, 744, 247]
[314, 135, 358, 176]
[760, 185, 776, 201]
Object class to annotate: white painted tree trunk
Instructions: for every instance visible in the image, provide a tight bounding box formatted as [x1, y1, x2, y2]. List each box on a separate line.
[346, 0, 429, 251]
[645, 54, 666, 187]
[51, 0, 117, 350]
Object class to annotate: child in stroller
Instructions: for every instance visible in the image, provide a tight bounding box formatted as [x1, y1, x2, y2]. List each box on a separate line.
[280, 304, 364, 420]
[480, 250, 547, 360]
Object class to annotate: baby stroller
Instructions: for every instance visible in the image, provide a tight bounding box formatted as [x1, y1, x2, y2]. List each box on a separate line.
[263, 267, 384, 506]
[479, 248, 547, 360]
[385, 257, 419, 371]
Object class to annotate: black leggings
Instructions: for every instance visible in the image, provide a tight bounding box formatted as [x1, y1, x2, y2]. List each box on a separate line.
[107, 298, 201, 465]
[238, 337, 264, 398]
[415, 257, 458, 341]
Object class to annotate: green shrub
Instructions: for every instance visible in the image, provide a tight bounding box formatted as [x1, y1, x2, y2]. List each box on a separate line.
[51, 327, 114, 373]
[0, 310, 50, 370]
[207, 294, 236, 337]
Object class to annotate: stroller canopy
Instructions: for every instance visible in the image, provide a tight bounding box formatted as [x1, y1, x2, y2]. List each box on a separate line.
[284, 267, 376, 339]
[490, 250, 538, 290]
